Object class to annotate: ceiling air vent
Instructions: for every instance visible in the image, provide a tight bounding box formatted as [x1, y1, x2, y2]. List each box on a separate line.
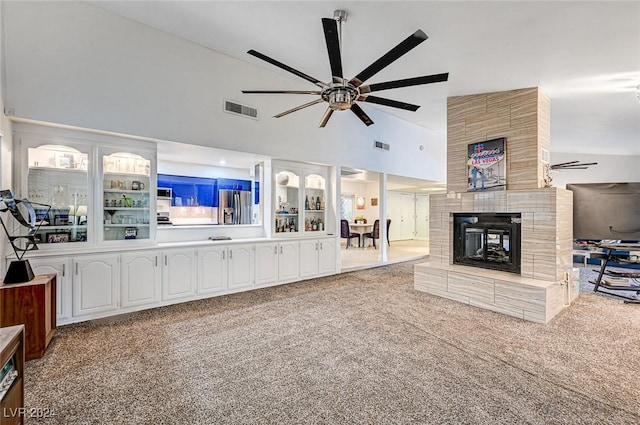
[374, 140, 390, 151]
[341, 167, 363, 177]
[224, 99, 258, 120]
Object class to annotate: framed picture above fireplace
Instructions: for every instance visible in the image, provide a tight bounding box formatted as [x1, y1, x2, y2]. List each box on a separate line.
[467, 137, 506, 192]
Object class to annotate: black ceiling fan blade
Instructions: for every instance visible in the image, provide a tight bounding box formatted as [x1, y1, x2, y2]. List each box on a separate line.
[361, 73, 449, 94]
[349, 29, 428, 88]
[321, 18, 343, 78]
[550, 160, 579, 167]
[319, 108, 334, 128]
[273, 99, 325, 118]
[247, 50, 325, 88]
[350, 103, 374, 126]
[550, 162, 598, 170]
[242, 90, 322, 95]
[359, 95, 420, 111]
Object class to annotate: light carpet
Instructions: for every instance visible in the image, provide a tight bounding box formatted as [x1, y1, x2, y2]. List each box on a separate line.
[24, 262, 640, 424]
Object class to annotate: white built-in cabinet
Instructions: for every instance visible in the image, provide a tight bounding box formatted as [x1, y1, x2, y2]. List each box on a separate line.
[272, 160, 329, 237]
[197, 246, 228, 294]
[162, 248, 197, 301]
[227, 244, 255, 290]
[27, 257, 72, 322]
[121, 250, 161, 308]
[72, 254, 120, 318]
[255, 240, 300, 286]
[12, 123, 157, 250]
[12, 237, 337, 326]
[300, 238, 337, 278]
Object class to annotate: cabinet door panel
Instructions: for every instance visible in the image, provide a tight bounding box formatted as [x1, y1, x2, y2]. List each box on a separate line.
[318, 238, 337, 275]
[255, 243, 278, 286]
[299, 239, 319, 278]
[27, 258, 72, 322]
[162, 249, 196, 301]
[228, 244, 254, 289]
[73, 255, 119, 317]
[198, 246, 227, 294]
[121, 252, 161, 308]
[279, 241, 300, 281]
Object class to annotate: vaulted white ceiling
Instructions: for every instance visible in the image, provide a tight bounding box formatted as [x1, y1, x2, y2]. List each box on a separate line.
[91, 1, 640, 155]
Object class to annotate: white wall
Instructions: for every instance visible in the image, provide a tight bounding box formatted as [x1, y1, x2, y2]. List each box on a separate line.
[2, 1, 446, 183]
[550, 152, 640, 188]
[340, 179, 380, 223]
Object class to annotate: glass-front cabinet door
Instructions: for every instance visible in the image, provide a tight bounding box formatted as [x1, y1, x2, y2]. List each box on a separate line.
[303, 173, 326, 233]
[100, 149, 154, 242]
[273, 169, 300, 234]
[26, 144, 91, 246]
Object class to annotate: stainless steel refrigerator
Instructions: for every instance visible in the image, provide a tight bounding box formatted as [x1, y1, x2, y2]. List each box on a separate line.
[218, 190, 252, 225]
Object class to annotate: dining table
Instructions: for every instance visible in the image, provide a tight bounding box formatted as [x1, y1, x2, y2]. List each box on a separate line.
[349, 222, 374, 248]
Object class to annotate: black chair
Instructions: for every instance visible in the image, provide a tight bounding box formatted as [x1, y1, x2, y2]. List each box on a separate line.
[363, 219, 391, 249]
[341, 219, 360, 249]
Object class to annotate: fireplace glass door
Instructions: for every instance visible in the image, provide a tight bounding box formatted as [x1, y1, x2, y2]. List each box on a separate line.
[454, 213, 521, 274]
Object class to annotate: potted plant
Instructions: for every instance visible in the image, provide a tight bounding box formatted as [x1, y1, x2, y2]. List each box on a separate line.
[355, 215, 367, 224]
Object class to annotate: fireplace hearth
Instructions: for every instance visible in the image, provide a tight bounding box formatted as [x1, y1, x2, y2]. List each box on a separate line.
[453, 213, 521, 274]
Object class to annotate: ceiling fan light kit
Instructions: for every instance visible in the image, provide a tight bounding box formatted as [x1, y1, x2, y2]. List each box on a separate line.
[242, 10, 448, 127]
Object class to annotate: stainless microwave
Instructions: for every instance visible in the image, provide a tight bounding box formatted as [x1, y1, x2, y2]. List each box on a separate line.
[157, 188, 172, 199]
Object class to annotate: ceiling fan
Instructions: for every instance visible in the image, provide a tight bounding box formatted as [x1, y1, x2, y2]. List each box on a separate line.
[242, 10, 449, 127]
[550, 161, 598, 170]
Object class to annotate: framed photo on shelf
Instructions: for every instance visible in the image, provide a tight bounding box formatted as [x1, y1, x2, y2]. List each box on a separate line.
[55, 153, 75, 169]
[124, 227, 138, 240]
[46, 232, 71, 244]
[53, 214, 69, 226]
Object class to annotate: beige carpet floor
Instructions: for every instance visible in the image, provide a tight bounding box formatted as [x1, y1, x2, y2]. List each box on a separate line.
[24, 261, 640, 424]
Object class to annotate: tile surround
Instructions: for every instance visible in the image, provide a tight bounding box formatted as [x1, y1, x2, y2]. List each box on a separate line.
[415, 88, 574, 324]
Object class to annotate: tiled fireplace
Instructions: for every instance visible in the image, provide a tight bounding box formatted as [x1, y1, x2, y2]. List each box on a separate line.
[453, 212, 521, 274]
[414, 88, 578, 324]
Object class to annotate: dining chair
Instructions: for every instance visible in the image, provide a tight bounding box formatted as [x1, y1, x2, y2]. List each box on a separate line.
[341, 219, 360, 249]
[363, 219, 391, 249]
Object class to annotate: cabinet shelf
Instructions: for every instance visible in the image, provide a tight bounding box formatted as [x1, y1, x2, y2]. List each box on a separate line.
[35, 224, 88, 231]
[29, 166, 87, 173]
[104, 224, 150, 228]
[103, 189, 150, 194]
[104, 207, 149, 212]
[305, 209, 324, 212]
[104, 171, 149, 177]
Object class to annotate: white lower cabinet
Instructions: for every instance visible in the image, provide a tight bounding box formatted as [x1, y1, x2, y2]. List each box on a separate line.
[317, 238, 337, 275]
[16, 236, 337, 325]
[162, 248, 197, 301]
[121, 250, 162, 308]
[300, 237, 337, 278]
[227, 244, 254, 290]
[254, 243, 278, 286]
[278, 240, 300, 282]
[73, 254, 120, 318]
[27, 257, 73, 323]
[197, 246, 227, 294]
[255, 241, 301, 286]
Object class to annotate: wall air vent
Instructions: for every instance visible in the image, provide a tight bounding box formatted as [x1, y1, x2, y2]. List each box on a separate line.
[374, 140, 390, 151]
[224, 99, 258, 120]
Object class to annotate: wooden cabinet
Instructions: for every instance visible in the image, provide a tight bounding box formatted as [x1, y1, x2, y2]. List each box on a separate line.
[300, 238, 336, 278]
[0, 325, 24, 425]
[162, 249, 197, 301]
[0, 275, 56, 361]
[227, 244, 254, 290]
[73, 255, 119, 317]
[121, 251, 161, 308]
[27, 257, 72, 323]
[197, 246, 227, 294]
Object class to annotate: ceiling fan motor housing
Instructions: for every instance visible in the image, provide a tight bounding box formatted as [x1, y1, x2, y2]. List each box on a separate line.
[322, 81, 359, 110]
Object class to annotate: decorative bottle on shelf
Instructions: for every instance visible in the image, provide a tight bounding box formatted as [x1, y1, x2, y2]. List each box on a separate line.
[316, 196, 321, 210]
[310, 196, 315, 210]
[305, 196, 310, 210]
